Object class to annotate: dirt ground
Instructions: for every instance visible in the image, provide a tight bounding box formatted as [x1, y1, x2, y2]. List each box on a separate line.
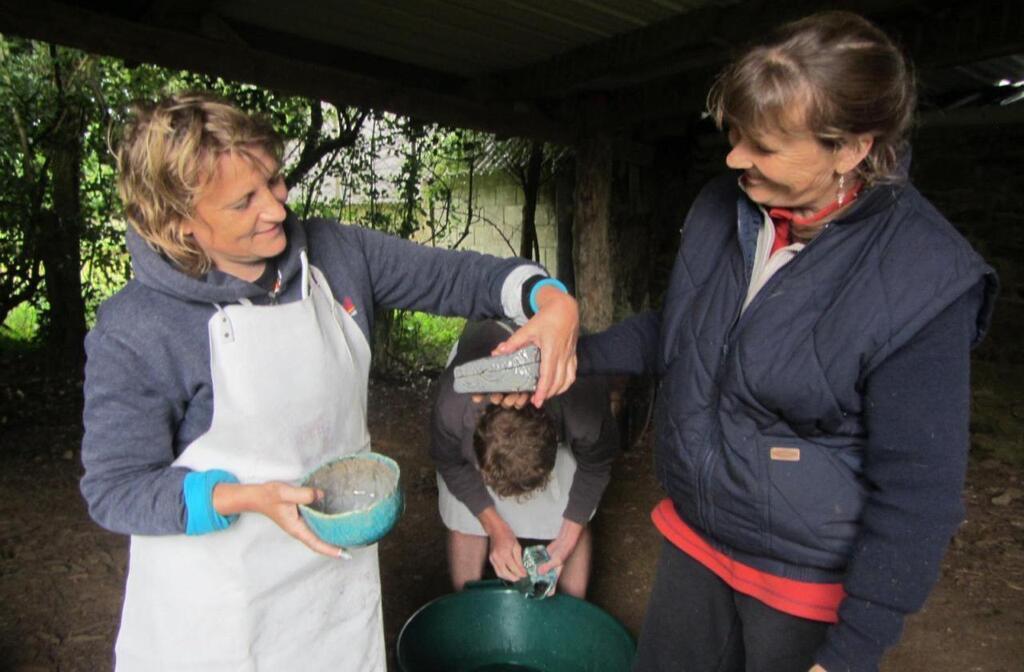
[1, 352, 1023, 671]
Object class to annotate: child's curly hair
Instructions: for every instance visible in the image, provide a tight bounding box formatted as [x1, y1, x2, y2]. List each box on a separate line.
[473, 404, 558, 499]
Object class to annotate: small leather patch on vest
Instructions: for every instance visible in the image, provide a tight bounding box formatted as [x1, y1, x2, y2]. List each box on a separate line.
[770, 447, 801, 462]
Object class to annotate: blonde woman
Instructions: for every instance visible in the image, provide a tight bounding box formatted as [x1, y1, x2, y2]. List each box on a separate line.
[81, 92, 578, 671]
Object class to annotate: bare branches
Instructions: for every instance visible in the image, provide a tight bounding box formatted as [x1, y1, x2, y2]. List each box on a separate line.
[284, 101, 367, 188]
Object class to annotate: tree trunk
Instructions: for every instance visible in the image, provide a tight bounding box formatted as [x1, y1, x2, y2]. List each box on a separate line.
[555, 164, 575, 294]
[519, 140, 543, 261]
[573, 134, 614, 333]
[40, 113, 87, 373]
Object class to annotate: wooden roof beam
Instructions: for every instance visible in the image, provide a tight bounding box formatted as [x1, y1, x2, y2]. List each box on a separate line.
[889, 0, 1024, 70]
[469, 0, 922, 101]
[577, 0, 1024, 136]
[0, 0, 573, 143]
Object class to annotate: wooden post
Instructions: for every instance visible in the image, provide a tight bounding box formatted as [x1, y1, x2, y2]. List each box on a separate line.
[519, 140, 544, 260]
[573, 134, 614, 333]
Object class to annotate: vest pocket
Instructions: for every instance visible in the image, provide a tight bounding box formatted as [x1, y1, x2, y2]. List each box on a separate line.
[762, 435, 866, 569]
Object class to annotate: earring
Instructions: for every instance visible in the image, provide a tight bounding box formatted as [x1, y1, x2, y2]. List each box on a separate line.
[837, 174, 846, 206]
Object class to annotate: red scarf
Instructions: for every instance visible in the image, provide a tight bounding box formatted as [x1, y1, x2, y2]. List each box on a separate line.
[767, 181, 863, 254]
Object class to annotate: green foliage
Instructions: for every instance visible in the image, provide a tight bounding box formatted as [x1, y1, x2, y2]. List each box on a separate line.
[0, 36, 172, 341]
[317, 118, 508, 252]
[0, 302, 38, 342]
[970, 360, 1024, 467]
[387, 312, 465, 374]
[0, 35, 540, 377]
[0, 35, 373, 344]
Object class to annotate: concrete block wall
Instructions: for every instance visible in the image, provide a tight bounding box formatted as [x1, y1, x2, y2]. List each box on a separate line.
[426, 172, 558, 270]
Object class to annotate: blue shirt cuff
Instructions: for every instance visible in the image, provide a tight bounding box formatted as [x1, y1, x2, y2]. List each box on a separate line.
[184, 469, 240, 535]
[528, 278, 568, 314]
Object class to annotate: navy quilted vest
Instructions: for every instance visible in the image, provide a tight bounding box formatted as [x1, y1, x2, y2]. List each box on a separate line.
[655, 174, 995, 581]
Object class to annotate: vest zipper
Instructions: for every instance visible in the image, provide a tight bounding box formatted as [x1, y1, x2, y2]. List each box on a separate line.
[696, 275, 746, 534]
[696, 221, 838, 535]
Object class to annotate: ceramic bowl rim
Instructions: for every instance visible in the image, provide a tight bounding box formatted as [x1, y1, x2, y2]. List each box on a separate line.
[298, 452, 402, 522]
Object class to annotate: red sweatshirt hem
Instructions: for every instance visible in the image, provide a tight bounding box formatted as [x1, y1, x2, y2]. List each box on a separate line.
[652, 498, 844, 623]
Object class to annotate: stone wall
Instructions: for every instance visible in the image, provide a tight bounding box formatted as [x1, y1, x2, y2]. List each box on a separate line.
[911, 122, 1024, 364]
[610, 122, 1022, 363]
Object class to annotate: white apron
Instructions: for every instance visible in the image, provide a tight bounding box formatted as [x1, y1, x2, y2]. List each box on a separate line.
[437, 444, 579, 540]
[115, 256, 385, 672]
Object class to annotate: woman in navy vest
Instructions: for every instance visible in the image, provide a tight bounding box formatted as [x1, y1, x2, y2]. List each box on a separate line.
[578, 11, 996, 672]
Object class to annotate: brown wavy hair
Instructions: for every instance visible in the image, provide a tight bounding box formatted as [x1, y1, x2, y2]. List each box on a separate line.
[473, 404, 558, 499]
[707, 11, 916, 186]
[114, 91, 284, 276]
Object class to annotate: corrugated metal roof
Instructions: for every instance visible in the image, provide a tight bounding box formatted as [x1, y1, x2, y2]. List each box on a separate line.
[217, 0, 739, 78]
[1, 0, 1020, 141]
[923, 54, 1024, 109]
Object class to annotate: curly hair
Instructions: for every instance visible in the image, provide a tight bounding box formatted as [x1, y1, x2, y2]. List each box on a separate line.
[707, 11, 916, 186]
[114, 91, 284, 276]
[473, 404, 558, 499]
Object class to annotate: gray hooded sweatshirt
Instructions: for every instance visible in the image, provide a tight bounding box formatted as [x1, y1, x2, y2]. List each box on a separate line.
[81, 214, 546, 535]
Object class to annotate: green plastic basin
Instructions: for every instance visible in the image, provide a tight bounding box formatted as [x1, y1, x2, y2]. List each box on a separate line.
[397, 580, 635, 672]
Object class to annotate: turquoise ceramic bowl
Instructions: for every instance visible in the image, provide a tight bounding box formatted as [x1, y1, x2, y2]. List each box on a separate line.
[299, 453, 403, 548]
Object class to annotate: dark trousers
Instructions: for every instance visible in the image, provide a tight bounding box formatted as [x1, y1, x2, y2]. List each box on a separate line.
[633, 540, 830, 672]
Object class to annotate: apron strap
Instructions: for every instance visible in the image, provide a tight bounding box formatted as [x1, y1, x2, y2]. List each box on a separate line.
[300, 250, 311, 300]
[210, 253, 326, 344]
[304, 256, 342, 308]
